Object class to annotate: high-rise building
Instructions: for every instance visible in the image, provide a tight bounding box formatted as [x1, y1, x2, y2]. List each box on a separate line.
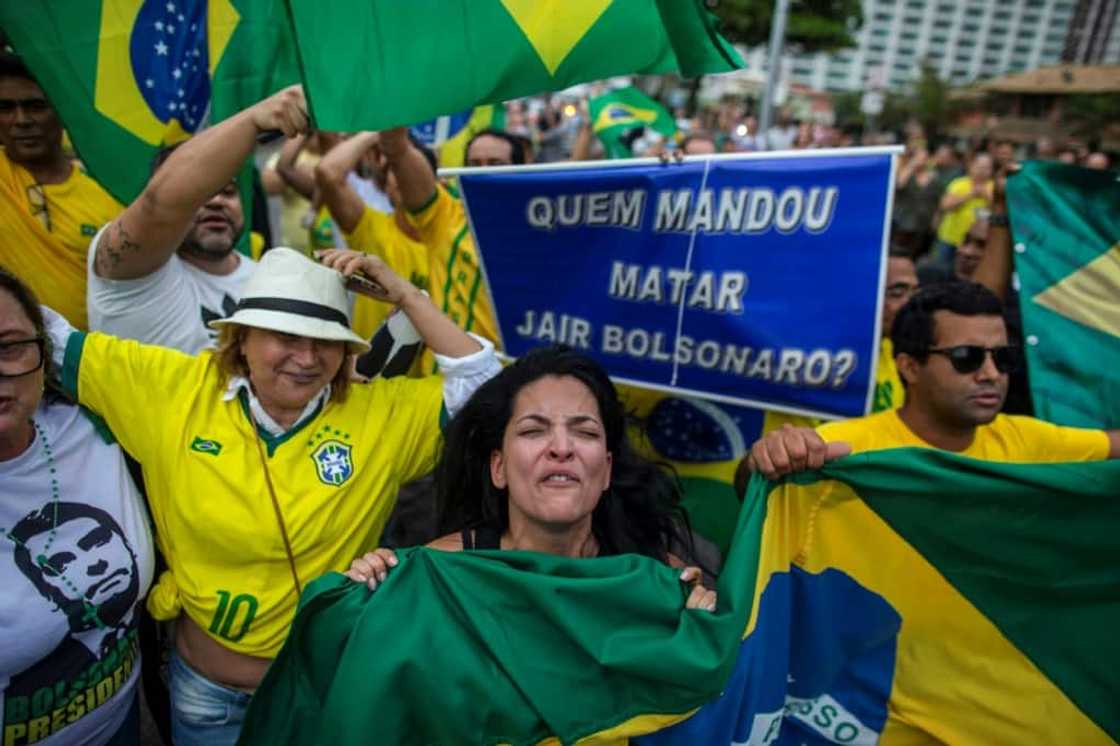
[742, 0, 1119, 93]
[1063, 0, 1120, 62]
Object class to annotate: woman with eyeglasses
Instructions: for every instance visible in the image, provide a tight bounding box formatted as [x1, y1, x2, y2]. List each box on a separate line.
[0, 267, 154, 746]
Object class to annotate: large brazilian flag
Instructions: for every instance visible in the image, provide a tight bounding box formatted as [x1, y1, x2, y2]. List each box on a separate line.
[0, 0, 299, 204]
[286, 0, 742, 132]
[1007, 161, 1120, 429]
[237, 451, 1120, 744]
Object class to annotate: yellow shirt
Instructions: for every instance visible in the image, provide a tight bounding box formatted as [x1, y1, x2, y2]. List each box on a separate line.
[265, 150, 319, 254]
[309, 205, 340, 252]
[936, 176, 990, 247]
[870, 338, 903, 414]
[0, 149, 122, 329]
[406, 185, 499, 347]
[817, 409, 1109, 461]
[62, 330, 445, 657]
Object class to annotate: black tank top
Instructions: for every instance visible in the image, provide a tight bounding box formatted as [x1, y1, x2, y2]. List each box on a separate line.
[460, 523, 503, 550]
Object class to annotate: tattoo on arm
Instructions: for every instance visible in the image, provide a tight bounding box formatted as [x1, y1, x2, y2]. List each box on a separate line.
[96, 222, 145, 276]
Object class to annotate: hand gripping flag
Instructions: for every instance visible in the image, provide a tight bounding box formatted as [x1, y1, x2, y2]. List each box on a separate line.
[287, 0, 742, 132]
[237, 451, 1120, 745]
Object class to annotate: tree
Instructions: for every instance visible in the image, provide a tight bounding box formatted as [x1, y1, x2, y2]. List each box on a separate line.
[1063, 94, 1120, 144]
[711, 0, 864, 53]
[835, 65, 961, 138]
[909, 64, 956, 137]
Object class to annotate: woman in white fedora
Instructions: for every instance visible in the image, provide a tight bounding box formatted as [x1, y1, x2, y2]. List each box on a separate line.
[43, 246, 499, 745]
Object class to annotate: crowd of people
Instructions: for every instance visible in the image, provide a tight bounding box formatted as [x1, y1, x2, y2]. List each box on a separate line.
[1, 47, 1117, 746]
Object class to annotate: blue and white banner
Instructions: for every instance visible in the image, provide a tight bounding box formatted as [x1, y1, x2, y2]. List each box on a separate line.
[458, 151, 896, 419]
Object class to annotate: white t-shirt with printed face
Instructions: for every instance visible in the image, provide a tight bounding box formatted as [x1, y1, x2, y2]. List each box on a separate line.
[86, 224, 257, 354]
[0, 400, 154, 746]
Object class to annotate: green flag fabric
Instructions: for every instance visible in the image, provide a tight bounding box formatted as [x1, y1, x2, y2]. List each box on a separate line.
[286, 0, 742, 132]
[1007, 161, 1120, 429]
[0, 0, 299, 204]
[238, 451, 1120, 744]
[589, 86, 677, 159]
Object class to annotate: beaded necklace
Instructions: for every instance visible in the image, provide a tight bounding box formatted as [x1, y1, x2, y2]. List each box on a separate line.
[0, 418, 106, 630]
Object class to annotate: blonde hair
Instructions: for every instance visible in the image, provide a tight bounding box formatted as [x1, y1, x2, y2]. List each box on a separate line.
[214, 324, 352, 403]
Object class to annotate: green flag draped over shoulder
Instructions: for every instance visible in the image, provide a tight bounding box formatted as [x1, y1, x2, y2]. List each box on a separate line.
[238, 451, 1120, 745]
[287, 0, 742, 132]
[589, 86, 677, 159]
[1007, 161, 1120, 429]
[0, 0, 299, 204]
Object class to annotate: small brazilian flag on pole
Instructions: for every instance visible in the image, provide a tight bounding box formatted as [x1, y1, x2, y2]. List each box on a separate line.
[589, 85, 678, 159]
[287, 0, 742, 132]
[1007, 161, 1120, 429]
[0, 0, 300, 204]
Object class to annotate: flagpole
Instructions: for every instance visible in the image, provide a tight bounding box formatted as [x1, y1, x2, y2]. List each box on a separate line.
[758, 0, 791, 151]
[438, 145, 904, 176]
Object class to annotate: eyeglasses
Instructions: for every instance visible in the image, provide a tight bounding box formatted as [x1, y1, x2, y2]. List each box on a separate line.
[0, 337, 46, 378]
[885, 282, 918, 301]
[927, 345, 1020, 374]
[26, 183, 51, 232]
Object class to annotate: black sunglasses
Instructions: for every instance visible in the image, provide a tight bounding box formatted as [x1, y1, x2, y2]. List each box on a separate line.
[927, 345, 1020, 374]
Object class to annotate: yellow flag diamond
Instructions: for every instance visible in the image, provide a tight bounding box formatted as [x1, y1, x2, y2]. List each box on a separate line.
[500, 0, 613, 76]
[593, 102, 658, 131]
[1032, 243, 1120, 339]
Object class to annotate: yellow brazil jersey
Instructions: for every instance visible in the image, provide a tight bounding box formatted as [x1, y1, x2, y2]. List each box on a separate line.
[817, 409, 1109, 461]
[936, 176, 990, 247]
[406, 184, 499, 347]
[343, 206, 430, 337]
[0, 149, 122, 329]
[62, 330, 445, 657]
[869, 338, 903, 414]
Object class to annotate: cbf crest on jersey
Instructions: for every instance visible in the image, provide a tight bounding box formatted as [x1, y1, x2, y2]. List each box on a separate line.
[311, 440, 354, 487]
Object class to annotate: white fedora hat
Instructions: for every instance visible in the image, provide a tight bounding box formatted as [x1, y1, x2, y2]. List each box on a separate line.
[210, 247, 370, 352]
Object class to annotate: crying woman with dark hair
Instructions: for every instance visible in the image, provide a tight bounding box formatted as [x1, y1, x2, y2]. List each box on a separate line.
[347, 345, 718, 611]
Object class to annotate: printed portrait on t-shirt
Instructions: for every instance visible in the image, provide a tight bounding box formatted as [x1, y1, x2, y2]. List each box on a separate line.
[6, 501, 141, 694]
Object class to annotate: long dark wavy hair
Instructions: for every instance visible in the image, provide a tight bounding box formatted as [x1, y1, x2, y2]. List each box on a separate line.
[434, 345, 698, 565]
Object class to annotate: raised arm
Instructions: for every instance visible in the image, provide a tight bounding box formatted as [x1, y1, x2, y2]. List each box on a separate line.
[274, 133, 316, 200]
[93, 85, 310, 280]
[314, 131, 379, 233]
[318, 248, 481, 358]
[939, 179, 989, 212]
[379, 127, 437, 212]
[971, 166, 1016, 302]
[570, 99, 593, 162]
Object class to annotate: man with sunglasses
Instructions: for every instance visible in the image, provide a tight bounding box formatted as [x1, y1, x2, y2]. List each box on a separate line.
[0, 52, 122, 330]
[744, 281, 1118, 479]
